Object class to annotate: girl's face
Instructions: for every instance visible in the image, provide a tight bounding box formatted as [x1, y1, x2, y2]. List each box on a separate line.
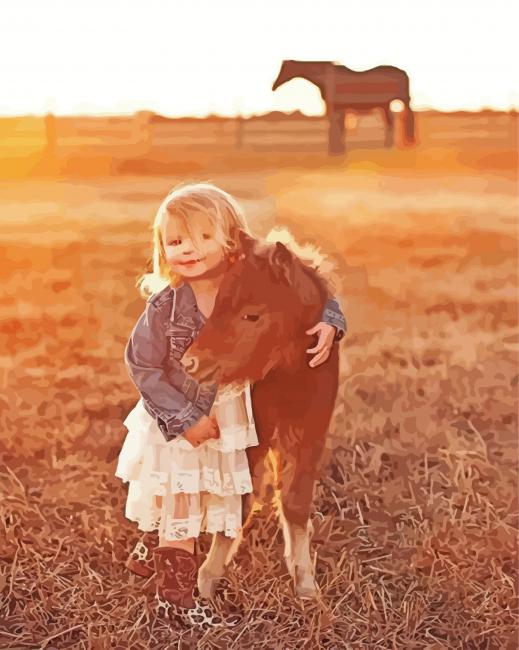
[161, 211, 227, 279]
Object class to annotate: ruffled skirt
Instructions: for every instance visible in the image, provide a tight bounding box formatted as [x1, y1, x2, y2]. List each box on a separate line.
[115, 383, 259, 540]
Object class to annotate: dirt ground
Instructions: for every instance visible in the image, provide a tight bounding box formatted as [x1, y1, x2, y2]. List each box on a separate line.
[0, 113, 518, 648]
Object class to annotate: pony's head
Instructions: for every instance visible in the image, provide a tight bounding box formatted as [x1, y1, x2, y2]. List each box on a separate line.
[188, 228, 334, 385]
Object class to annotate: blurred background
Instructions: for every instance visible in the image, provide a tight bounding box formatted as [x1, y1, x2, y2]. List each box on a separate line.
[0, 1, 517, 647]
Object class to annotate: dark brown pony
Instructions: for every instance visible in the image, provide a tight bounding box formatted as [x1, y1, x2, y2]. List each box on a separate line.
[187, 230, 341, 599]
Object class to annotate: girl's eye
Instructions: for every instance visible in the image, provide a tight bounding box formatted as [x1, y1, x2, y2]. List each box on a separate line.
[168, 239, 182, 246]
[241, 314, 260, 322]
[202, 233, 212, 240]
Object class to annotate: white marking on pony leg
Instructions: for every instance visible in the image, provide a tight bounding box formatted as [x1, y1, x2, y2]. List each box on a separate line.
[224, 528, 244, 567]
[201, 531, 234, 575]
[279, 508, 295, 577]
[281, 517, 317, 597]
[198, 532, 236, 598]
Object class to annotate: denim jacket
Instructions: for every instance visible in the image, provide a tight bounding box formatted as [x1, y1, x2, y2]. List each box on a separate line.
[124, 282, 347, 442]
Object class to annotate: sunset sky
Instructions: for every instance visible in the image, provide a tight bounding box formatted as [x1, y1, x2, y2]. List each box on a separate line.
[1, 0, 518, 117]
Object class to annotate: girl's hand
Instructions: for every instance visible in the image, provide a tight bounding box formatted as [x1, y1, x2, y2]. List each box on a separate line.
[305, 322, 336, 367]
[182, 415, 220, 448]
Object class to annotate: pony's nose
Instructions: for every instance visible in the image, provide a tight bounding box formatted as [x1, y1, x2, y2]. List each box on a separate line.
[198, 365, 219, 383]
[183, 355, 218, 383]
[182, 355, 199, 374]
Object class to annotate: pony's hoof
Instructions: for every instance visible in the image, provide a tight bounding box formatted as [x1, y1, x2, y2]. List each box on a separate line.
[197, 569, 222, 599]
[296, 583, 318, 599]
[294, 570, 318, 599]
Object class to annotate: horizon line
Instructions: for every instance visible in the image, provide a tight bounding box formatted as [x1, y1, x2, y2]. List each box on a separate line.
[1, 106, 518, 120]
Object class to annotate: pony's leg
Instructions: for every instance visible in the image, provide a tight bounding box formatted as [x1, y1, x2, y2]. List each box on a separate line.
[281, 515, 316, 598]
[197, 441, 272, 598]
[242, 439, 276, 533]
[274, 434, 321, 598]
[197, 531, 236, 598]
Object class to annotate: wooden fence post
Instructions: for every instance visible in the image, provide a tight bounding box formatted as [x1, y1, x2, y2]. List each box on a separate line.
[133, 111, 153, 153]
[235, 116, 244, 149]
[44, 113, 57, 154]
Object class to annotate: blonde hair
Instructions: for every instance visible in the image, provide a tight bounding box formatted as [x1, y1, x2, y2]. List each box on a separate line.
[136, 181, 252, 299]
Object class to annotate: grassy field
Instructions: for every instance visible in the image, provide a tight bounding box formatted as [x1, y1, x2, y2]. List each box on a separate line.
[0, 112, 517, 648]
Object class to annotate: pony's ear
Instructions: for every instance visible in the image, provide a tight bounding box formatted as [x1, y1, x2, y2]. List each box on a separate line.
[269, 241, 294, 285]
[237, 229, 256, 255]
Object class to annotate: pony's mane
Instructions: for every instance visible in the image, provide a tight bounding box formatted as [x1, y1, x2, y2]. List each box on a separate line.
[263, 226, 342, 295]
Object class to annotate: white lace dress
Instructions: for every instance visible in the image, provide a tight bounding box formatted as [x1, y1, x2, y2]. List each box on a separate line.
[115, 382, 259, 540]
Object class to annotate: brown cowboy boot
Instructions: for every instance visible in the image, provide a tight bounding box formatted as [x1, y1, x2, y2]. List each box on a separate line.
[125, 531, 158, 579]
[154, 546, 198, 609]
[126, 534, 202, 581]
[153, 546, 241, 629]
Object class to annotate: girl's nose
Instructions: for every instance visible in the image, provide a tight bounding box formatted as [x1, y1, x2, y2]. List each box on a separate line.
[180, 240, 195, 254]
[182, 240, 203, 257]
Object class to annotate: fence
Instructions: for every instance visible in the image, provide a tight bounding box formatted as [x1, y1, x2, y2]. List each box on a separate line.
[0, 112, 398, 155]
[0, 111, 516, 157]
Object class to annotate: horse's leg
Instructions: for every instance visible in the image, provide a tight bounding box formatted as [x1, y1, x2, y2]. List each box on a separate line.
[382, 103, 394, 148]
[281, 512, 316, 598]
[197, 531, 235, 598]
[402, 99, 415, 145]
[197, 433, 273, 598]
[243, 433, 276, 528]
[274, 428, 324, 598]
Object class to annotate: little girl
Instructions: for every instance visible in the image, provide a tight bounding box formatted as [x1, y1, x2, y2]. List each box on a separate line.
[115, 181, 346, 629]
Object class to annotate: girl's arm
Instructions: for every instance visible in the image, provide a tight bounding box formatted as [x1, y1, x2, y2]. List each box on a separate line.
[124, 300, 217, 442]
[305, 295, 347, 367]
[320, 296, 347, 342]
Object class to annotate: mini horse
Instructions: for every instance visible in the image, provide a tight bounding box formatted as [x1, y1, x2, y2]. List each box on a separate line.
[188, 230, 341, 598]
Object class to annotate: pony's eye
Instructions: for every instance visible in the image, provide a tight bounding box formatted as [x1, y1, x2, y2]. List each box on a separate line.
[241, 314, 260, 322]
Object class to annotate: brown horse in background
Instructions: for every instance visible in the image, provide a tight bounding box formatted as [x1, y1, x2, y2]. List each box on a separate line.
[188, 230, 341, 599]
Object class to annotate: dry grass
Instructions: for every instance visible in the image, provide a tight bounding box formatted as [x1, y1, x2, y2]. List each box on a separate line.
[0, 115, 517, 648]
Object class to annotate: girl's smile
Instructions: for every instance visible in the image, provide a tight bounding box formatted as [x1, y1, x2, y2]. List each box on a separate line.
[162, 211, 225, 278]
[178, 257, 205, 266]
